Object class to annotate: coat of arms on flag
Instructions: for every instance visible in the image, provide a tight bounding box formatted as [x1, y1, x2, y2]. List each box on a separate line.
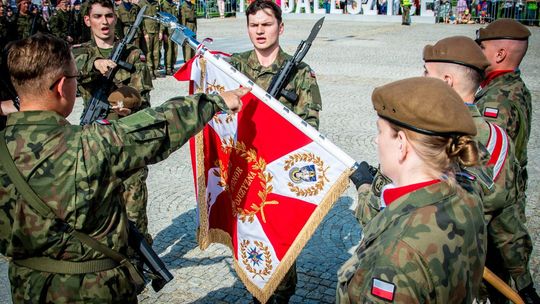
[175, 53, 352, 303]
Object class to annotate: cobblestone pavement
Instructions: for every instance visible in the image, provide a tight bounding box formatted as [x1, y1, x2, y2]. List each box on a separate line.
[1, 16, 539, 304]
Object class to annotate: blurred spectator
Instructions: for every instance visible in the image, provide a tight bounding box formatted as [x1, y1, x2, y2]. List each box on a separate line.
[459, 8, 475, 22]
[217, 0, 224, 18]
[457, 0, 467, 21]
[440, 0, 451, 22]
[49, 0, 73, 43]
[525, 0, 537, 24]
[478, 0, 488, 22]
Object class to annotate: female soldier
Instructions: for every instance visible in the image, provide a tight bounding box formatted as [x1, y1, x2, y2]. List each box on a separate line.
[337, 77, 486, 303]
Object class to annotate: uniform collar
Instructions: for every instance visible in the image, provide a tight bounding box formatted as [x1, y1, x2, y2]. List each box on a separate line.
[6, 111, 70, 127]
[246, 48, 289, 73]
[466, 103, 482, 117]
[360, 180, 454, 248]
[479, 69, 517, 89]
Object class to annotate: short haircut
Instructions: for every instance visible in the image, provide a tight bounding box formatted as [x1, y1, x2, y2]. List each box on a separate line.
[7, 33, 72, 95]
[246, 0, 282, 24]
[86, 0, 114, 15]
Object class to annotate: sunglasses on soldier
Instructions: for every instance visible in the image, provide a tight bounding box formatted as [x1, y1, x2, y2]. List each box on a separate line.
[49, 74, 78, 91]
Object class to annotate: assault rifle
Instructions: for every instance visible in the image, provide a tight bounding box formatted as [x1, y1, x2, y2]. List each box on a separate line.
[128, 221, 174, 292]
[79, 5, 147, 125]
[267, 17, 324, 104]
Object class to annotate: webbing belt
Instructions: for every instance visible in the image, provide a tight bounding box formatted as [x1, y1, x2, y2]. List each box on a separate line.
[0, 131, 143, 284]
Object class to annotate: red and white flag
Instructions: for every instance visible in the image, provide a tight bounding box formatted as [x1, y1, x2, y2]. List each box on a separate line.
[175, 54, 352, 303]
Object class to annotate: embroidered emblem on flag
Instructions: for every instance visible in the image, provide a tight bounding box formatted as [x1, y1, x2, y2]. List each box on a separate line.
[486, 122, 509, 180]
[371, 278, 395, 301]
[483, 107, 499, 118]
[177, 53, 353, 303]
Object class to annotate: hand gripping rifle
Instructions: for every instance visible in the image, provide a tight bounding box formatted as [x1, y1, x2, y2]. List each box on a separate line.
[267, 17, 324, 105]
[79, 5, 147, 125]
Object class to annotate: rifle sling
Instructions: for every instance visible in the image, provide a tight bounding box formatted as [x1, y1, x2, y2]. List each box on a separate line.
[0, 131, 143, 283]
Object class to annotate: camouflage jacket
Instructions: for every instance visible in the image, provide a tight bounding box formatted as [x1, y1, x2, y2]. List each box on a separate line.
[139, 0, 161, 34]
[180, 1, 196, 24]
[15, 13, 33, 39]
[73, 39, 153, 110]
[49, 9, 70, 41]
[0, 93, 227, 303]
[337, 181, 486, 303]
[475, 71, 531, 167]
[230, 49, 322, 130]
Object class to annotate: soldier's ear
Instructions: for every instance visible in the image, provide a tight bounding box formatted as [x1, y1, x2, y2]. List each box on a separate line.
[278, 22, 284, 36]
[84, 15, 91, 27]
[495, 47, 507, 64]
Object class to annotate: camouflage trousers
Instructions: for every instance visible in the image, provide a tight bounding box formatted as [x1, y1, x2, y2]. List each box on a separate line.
[9, 263, 138, 303]
[123, 166, 152, 245]
[163, 37, 177, 72]
[181, 22, 196, 63]
[144, 33, 161, 71]
[481, 202, 533, 303]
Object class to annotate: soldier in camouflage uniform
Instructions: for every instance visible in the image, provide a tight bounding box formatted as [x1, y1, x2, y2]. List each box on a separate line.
[0, 33, 244, 303]
[422, 36, 539, 304]
[15, 0, 33, 39]
[337, 77, 486, 303]
[474, 19, 539, 303]
[231, 1, 322, 302]
[116, 0, 145, 53]
[178, 0, 196, 65]
[160, 0, 180, 74]
[73, 0, 154, 244]
[49, 0, 74, 43]
[140, 0, 163, 79]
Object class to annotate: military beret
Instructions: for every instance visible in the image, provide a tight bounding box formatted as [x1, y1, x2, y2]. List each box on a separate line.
[423, 36, 489, 72]
[476, 18, 531, 42]
[108, 86, 142, 109]
[372, 77, 476, 136]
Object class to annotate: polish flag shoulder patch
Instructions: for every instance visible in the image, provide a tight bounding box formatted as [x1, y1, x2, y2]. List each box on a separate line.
[371, 278, 395, 301]
[483, 107, 499, 118]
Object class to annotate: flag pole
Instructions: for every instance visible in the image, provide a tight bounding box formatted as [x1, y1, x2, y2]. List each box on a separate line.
[148, 12, 358, 170]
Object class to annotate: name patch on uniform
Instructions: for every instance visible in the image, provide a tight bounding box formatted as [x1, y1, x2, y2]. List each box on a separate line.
[483, 107, 499, 118]
[371, 278, 395, 301]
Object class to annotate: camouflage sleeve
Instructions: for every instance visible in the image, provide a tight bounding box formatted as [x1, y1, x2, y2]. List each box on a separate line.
[48, 15, 60, 38]
[73, 45, 104, 85]
[479, 98, 518, 142]
[81, 93, 227, 178]
[355, 170, 391, 226]
[337, 242, 431, 303]
[292, 64, 322, 130]
[125, 47, 153, 108]
[487, 202, 533, 290]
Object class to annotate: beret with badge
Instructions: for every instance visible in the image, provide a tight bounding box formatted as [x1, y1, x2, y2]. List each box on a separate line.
[476, 18, 531, 42]
[372, 77, 477, 137]
[108, 86, 142, 110]
[423, 36, 490, 72]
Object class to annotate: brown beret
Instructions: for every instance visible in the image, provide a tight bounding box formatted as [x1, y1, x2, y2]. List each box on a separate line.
[372, 77, 476, 136]
[423, 36, 489, 72]
[108, 86, 142, 109]
[476, 18, 531, 42]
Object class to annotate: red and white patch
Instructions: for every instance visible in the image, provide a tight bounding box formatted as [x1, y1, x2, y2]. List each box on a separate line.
[483, 107, 499, 118]
[371, 278, 395, 301]
[309, 69, 316, 78]
[139, 54, 146, 62]
[486, 122, 509, 180]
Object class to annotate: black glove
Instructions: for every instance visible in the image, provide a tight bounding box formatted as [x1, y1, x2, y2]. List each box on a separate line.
[519, 284, 540, 304]
[349, 161, 375, 189]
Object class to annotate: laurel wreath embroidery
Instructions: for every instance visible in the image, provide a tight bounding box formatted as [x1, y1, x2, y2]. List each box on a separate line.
[283, 153, 330, 197]
[240, 239, 273, 279]
[211, 137, 278, 223]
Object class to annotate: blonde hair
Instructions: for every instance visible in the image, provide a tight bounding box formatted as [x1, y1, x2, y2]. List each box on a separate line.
[389, 122, 479, 176]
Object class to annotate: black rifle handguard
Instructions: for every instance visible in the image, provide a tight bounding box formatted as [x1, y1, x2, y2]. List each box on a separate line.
[128, 221, 174, 292]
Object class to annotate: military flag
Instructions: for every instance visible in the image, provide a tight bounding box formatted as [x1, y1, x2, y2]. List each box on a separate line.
[175, 53, 353, 303]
